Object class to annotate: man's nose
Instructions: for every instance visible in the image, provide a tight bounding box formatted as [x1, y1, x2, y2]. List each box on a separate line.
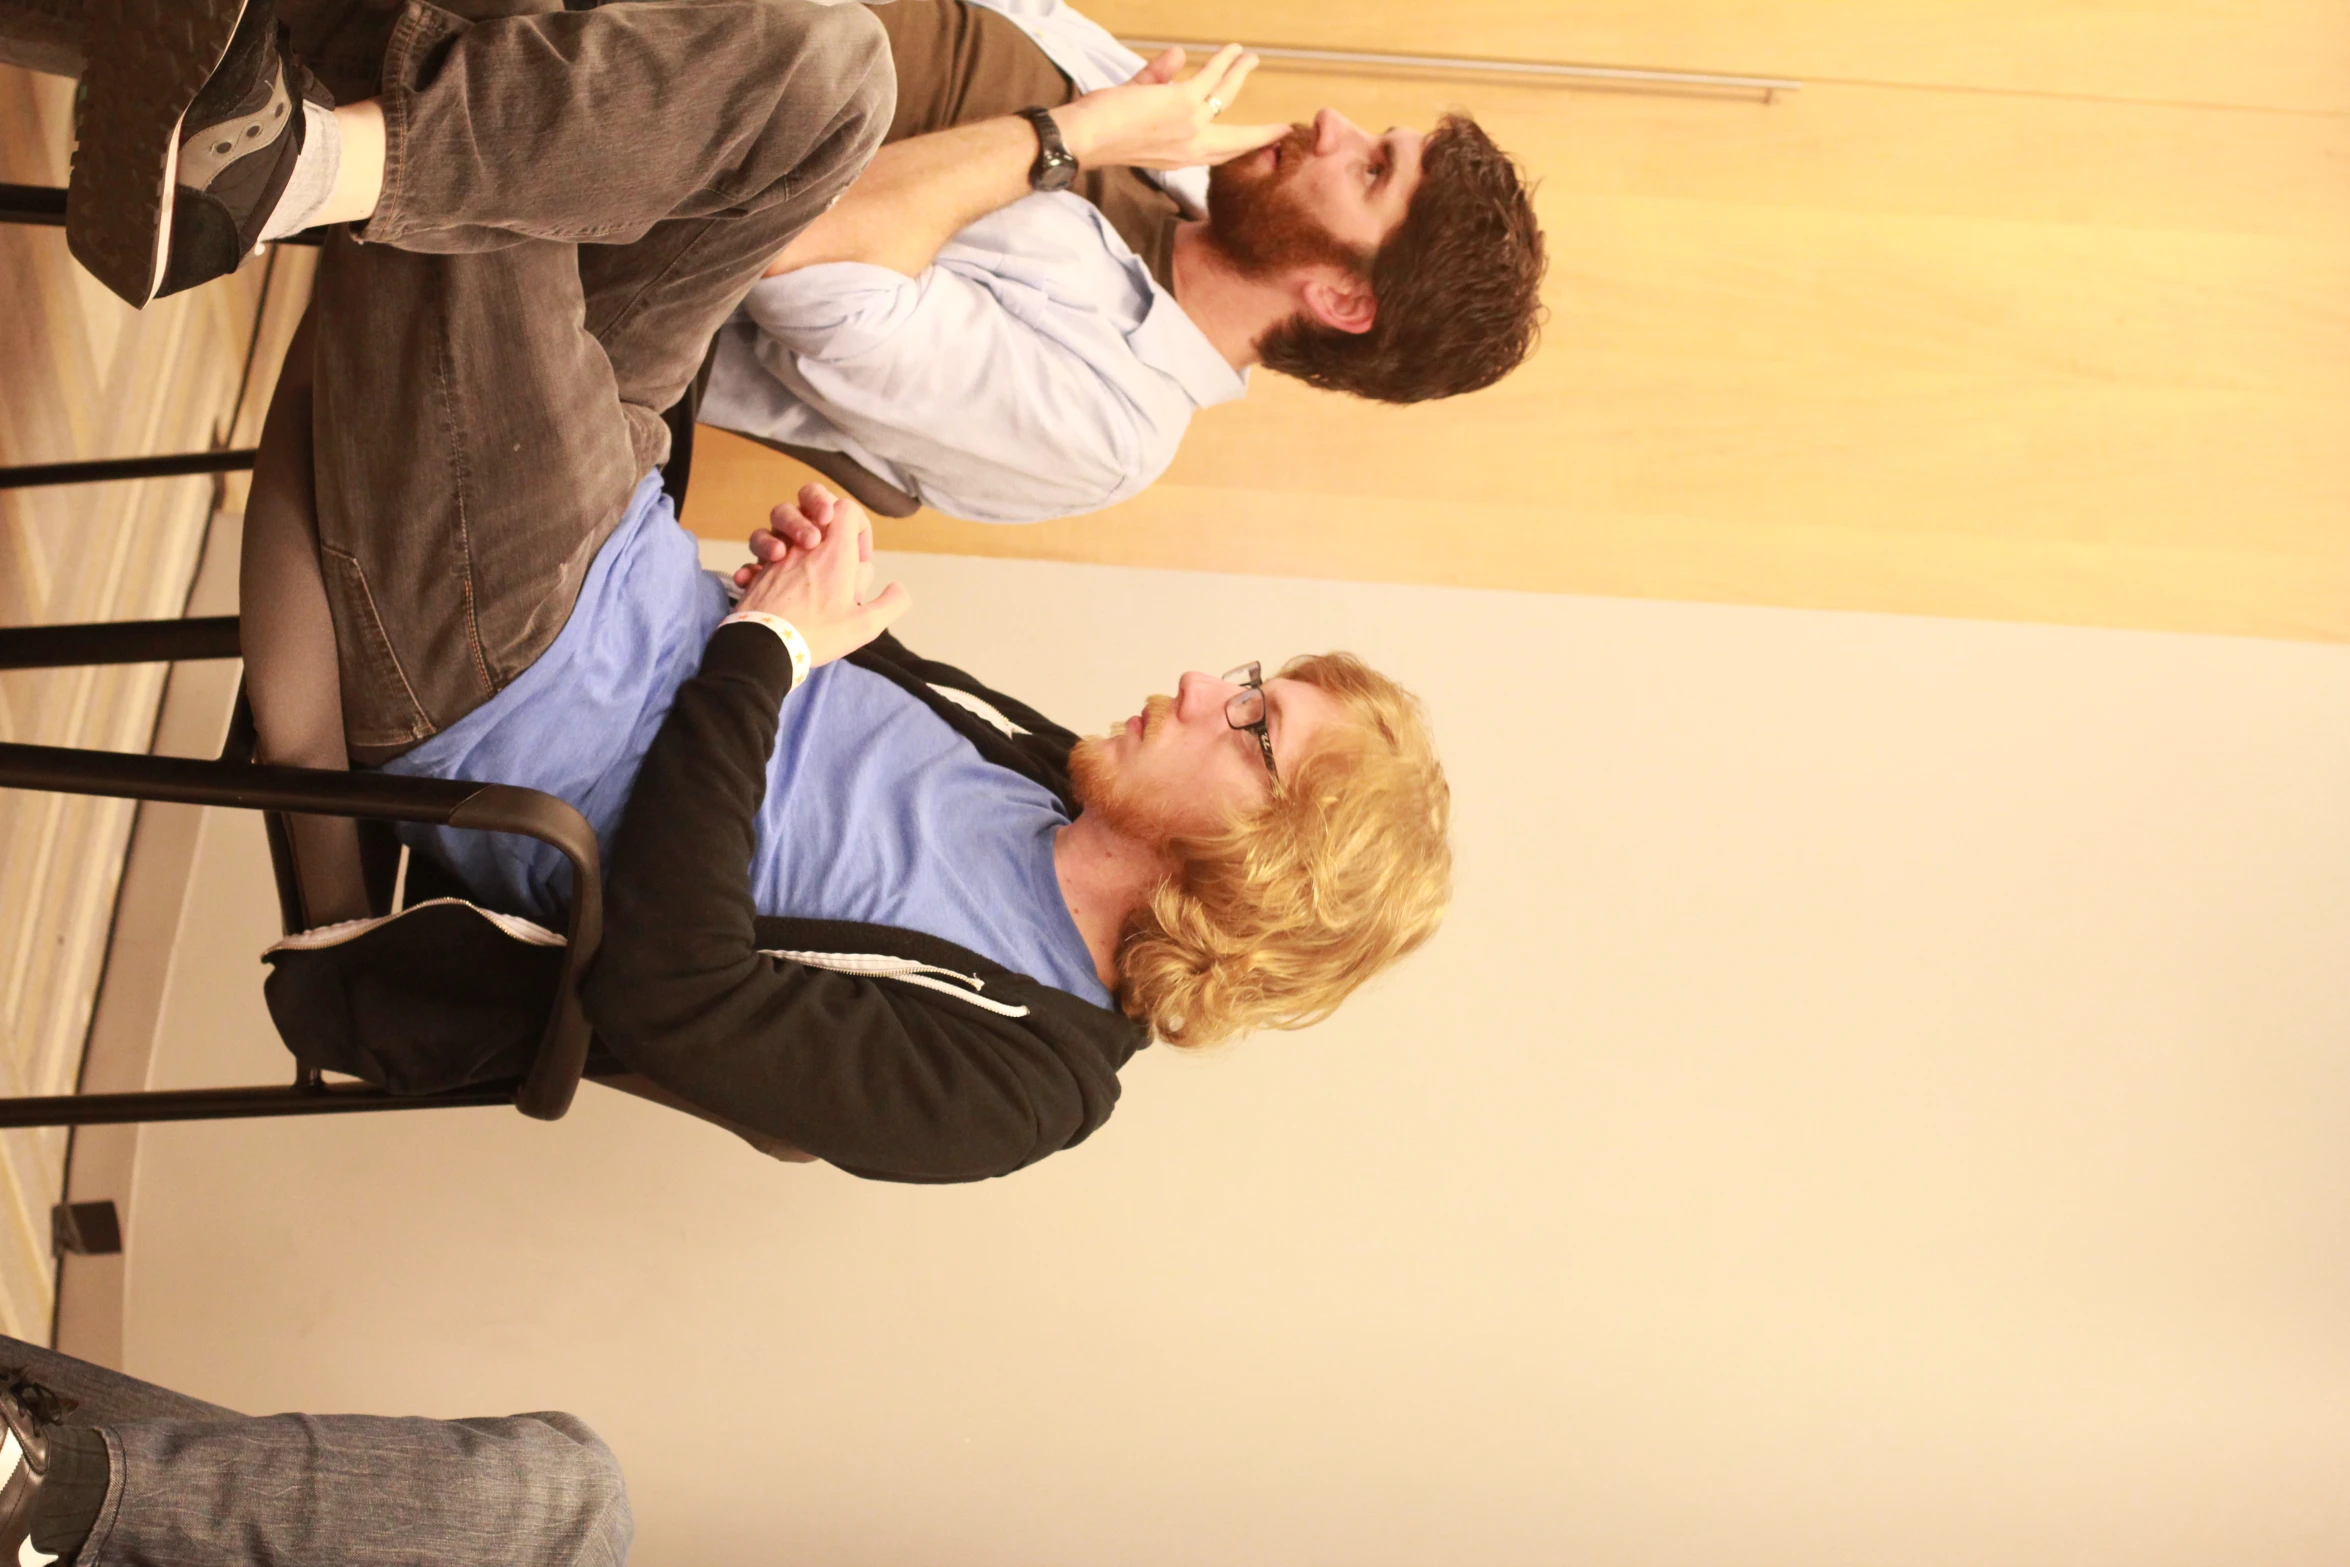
[1311, 107, 1354, 157]
[1175, 670, 1223, 716]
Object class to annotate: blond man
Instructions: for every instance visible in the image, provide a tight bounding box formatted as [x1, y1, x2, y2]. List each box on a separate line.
[377, 482, 1454, 1182]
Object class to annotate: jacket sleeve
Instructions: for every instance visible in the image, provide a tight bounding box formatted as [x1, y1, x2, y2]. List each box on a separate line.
[581, 623, 1114, 1182]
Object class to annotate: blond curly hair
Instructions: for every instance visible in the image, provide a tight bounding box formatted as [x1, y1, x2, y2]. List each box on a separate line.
[1114, 653, 1452, 1046]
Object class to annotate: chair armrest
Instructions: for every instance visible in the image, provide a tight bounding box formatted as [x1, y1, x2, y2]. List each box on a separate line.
[0, 743, 602, 1122]
[0, 741, 484, 819]
[445, 784, 603, 1121]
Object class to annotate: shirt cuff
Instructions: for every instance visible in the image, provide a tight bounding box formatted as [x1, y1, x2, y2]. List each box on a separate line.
[705, 617, 806, 698]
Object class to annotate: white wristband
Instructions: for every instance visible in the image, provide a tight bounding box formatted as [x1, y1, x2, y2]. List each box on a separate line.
[718, 611, 811, 692]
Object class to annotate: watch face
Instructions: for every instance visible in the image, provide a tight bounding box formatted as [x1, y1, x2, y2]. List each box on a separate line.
[1037, 148, 1078, 191]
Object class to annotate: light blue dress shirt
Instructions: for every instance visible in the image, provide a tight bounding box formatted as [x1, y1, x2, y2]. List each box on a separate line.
[697, 0, 1246, 525]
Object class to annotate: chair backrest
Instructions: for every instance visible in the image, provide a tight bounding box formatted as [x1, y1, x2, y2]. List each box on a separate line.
[239, 341, 376, 931]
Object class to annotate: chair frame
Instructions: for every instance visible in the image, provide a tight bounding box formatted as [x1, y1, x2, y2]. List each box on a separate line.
[0, 620, 605, 1129]
[0, 178, 695, 1130]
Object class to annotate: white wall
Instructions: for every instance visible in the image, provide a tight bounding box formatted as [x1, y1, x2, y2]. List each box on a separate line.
[118, 553, 2350, 1565]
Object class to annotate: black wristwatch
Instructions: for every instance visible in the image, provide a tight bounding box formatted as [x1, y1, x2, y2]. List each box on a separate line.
[1017, 106, 1080, 193]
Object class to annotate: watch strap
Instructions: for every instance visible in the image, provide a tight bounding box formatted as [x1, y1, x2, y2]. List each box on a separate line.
[1017, 105, 1079, 192]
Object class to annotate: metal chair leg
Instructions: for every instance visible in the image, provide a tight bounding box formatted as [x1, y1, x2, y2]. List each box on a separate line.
[0, 182, 65, 227]
[0, 451, 259, 490]
[0, 1081, 531, 1129]
[0, 184, 316, 489]
[0, 616, 241, 669]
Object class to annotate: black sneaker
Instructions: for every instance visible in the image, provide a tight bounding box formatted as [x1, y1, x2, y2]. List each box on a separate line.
[67, 0, 330, 307]
[0, 1378, 58, 1562]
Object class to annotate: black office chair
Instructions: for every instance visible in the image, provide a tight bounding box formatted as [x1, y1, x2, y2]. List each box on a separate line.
[0, 182, 710, 1133]
[0, 660, 607, 1129]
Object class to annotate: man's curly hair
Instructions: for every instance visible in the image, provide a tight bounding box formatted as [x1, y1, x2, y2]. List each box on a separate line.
[1115, 654, 1451, 1047]
[1261, 113, 1547, 404]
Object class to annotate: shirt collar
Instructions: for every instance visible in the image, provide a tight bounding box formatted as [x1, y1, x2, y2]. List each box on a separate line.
[1073, 195, 1250, 412]
[1129, 278, 1250, 410]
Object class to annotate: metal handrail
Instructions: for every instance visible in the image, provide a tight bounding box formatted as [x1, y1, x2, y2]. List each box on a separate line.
[1116, 39, 1800, 99]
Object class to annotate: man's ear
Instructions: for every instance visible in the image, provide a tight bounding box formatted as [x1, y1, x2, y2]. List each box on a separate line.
[1299, 269, 1377, 336]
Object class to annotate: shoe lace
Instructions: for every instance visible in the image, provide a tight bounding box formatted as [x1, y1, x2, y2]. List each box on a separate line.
[0, 1368, 78, 1427]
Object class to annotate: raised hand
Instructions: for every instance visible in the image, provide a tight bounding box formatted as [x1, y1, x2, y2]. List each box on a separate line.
[1056, 43, 1286, 171]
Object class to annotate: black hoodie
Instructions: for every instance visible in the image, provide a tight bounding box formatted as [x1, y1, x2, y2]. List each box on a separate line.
[580, 624, 1152, 1183]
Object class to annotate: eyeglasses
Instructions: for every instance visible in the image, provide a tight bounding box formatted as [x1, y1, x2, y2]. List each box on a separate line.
[1223, 662, 1279, 784]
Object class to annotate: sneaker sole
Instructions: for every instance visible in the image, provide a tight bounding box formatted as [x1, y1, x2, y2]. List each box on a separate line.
[67, 0, 255, 307]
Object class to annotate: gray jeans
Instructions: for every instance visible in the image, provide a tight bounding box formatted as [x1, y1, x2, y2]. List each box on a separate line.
[1, 0, 893, 749]
[0, 1336, 631, 1567]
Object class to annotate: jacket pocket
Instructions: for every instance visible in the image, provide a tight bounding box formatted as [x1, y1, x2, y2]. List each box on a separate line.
[319, 544, 433, 749]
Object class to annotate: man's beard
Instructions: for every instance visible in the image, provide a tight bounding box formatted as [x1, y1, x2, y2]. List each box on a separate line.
[1204, 124, 1368, 280]
[1068, 695, 1181, 847]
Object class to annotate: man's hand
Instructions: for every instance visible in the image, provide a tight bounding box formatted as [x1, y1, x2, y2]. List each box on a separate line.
[730, 483, 908, 667]
[1056, 45, 1285, 171]
[764, 41, 1281, 281]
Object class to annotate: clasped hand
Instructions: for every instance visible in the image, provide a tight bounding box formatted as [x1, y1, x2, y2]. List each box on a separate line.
[731, 483, 910, 668]
[1056, 43, 1286, 171]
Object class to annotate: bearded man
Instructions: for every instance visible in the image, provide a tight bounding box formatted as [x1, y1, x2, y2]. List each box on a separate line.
[700, 0, 1549, 524]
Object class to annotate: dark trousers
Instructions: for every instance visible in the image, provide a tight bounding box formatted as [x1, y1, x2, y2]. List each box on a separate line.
[1, 1335, 631, 1566]
[1, 0, 892, 748]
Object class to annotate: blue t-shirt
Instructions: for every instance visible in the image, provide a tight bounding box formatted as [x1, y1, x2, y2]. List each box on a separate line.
[384, 473, 1110, 1007]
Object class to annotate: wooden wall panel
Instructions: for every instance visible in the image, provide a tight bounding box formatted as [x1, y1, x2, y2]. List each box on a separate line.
[686, 10, 2350, 642]
[1083, 0, 2350, 112]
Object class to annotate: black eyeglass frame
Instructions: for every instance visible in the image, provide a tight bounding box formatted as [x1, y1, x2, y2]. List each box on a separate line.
[1223, 662, 1279, 784]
